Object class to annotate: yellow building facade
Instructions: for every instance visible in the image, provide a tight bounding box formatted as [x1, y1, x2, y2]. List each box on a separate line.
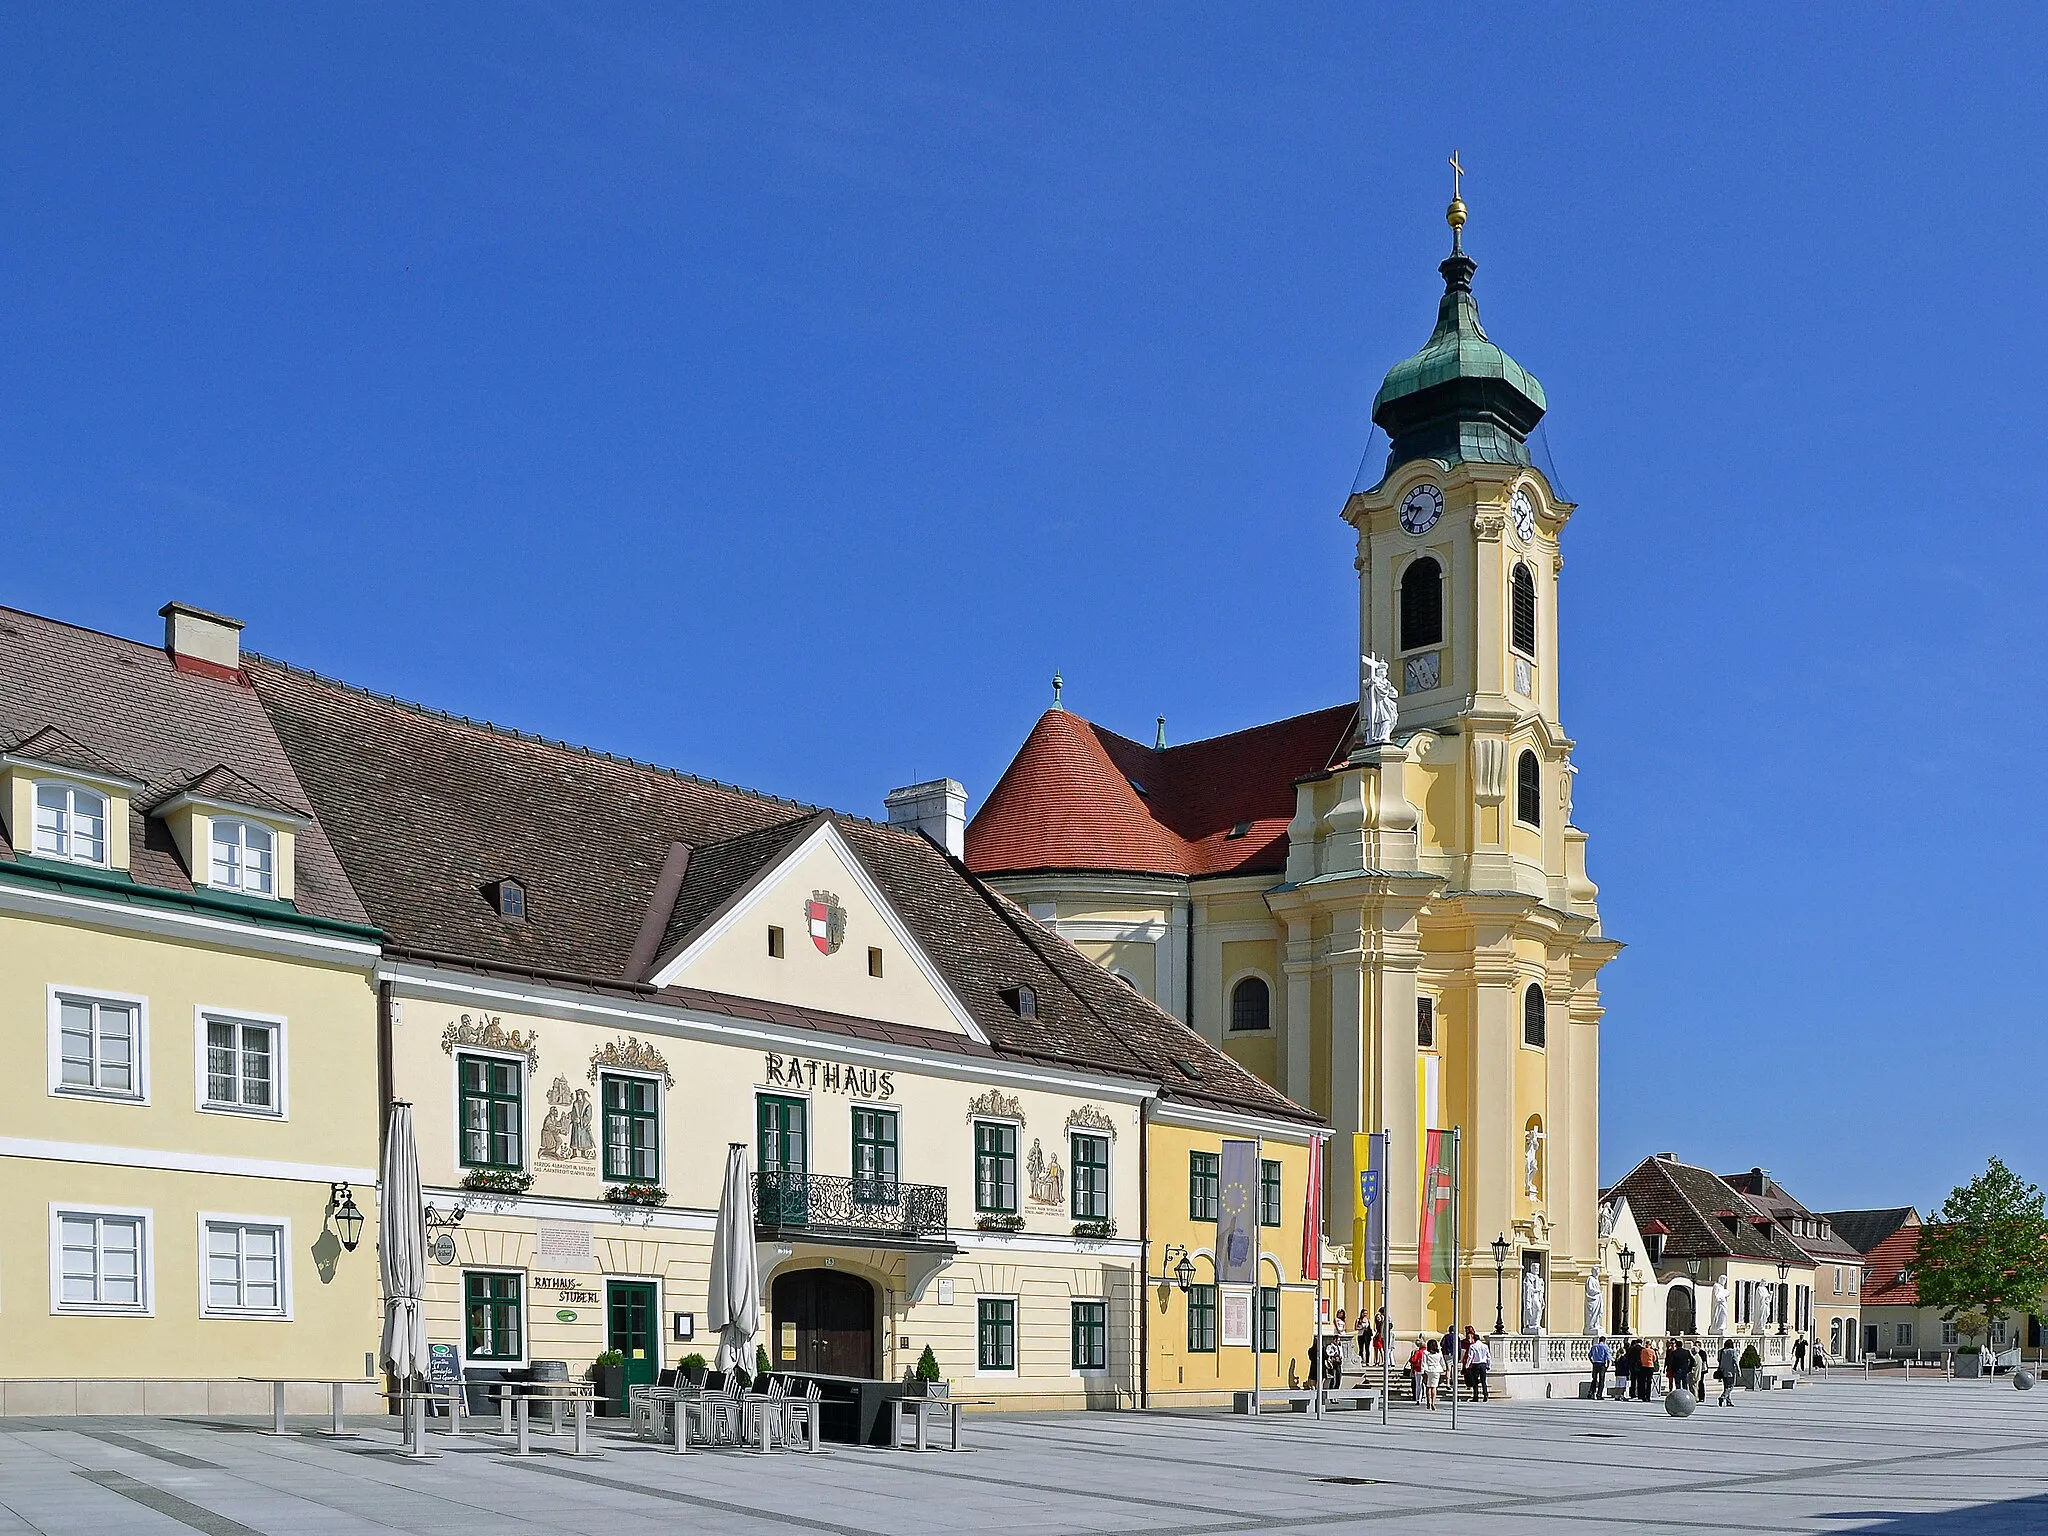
[0, 604, 384, 1415]
[970, 200, 1621, 1365]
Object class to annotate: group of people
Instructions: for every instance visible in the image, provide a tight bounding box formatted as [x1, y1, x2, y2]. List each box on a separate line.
[1306, 1311, 1496, 1410]
[1587, 1334, 1821, 1406]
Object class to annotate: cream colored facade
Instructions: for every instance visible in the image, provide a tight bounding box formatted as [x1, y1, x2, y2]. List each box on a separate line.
[391, 966, 1155, 1409]
[995, 457, 1619, 1344]
[0, 865, 382, 1414]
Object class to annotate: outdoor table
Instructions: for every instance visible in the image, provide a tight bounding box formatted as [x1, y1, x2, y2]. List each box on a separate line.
[889, 1396, 974, 1451]
[502, 1382, 599, 1459]
[740, 1394, 781, 1455]
[242, 1378, 365, 1439]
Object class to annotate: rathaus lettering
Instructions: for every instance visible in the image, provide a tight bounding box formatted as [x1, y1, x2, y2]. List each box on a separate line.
[764, 1054, 893, 1099]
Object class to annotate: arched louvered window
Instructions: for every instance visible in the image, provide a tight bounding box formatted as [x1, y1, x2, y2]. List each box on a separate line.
[1510, 563, 1537, 657]
[1515, 750, 1541, 827]
[1400, 558, 1443, 651]
[1229, 976, 1271, 1032]
[1523, 983, 1547, 1049]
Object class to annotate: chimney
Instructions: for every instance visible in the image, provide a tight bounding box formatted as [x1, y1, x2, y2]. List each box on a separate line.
[160, 602, 244, 679]
[885, 778, 966, 859]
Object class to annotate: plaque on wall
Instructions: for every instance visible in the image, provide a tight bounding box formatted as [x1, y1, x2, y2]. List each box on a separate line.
[536, 1221, 594, 1271]
[1220, 1288, 1253, 1349]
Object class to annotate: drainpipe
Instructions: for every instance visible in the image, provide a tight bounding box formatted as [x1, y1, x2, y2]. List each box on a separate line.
[1139, 1095, 1151, 1410]
[376, 978, 395, 1155]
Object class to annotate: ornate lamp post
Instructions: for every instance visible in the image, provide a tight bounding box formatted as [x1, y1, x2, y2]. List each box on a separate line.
[1160, 1244, 1194, 1293]
[1617, 1244, 1635, 1334]
[1490, 1233, 1511, 1335]
[1777, 1260, 1790, 1337]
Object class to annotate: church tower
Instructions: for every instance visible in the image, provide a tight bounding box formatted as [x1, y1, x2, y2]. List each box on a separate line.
[1274, 171, 1619, 1337]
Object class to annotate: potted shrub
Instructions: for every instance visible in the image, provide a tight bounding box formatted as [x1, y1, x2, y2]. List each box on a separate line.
[908, 1344, 947, 1398]
[1072, 1218, 1117, 1240]
[1738, 1343, 1763, 1390]
[755, 1344, 772, 1384]
[591, 1350, 626, 1416]
[679, 1353, 709, 1387]
[1956, 1344, 1984, 1379]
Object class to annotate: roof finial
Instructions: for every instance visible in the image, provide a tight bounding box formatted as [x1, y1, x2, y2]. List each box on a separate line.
[1155, 715, 1167, 750]
[1051, 672, 1064, 711]
[1446, 149, 1467, 253]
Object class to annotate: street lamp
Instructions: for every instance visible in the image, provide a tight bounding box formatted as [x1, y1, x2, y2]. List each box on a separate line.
[1776, 1261, 1790, 1336]
[1490, 1233, 1512, 1335]
[1161, 1244, 1194, 1293]
[328, 1182, 364, 1254]
[1617, 1245, 1635, 1334]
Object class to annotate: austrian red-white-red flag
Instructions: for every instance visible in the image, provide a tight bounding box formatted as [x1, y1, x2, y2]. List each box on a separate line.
[807, 899, 833, 953]
[1301, 1134, 1323, 1282]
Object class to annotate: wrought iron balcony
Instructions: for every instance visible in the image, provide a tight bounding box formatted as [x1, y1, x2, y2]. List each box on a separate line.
[752, 1171, 948, 1242]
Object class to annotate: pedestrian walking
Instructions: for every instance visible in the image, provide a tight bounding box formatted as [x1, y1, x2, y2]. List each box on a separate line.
[1323, 1334, 1345, 1392]
[1421, 1338, 1444, 1411]
[1794, 1334, 1808, 1374]
[1588, 1334, 1612, 1400]
[1407, 1338, 1426, 1403]
[1716, 1340, 1739, 1407]
[1375, 1308, 1389, 1363]
[1468, 1331, 1492, 1401]
[1669, 1339, 1695, 1396]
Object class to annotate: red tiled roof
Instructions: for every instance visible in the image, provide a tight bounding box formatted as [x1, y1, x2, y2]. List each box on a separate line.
[965, 703, 1357, 879]
[1863, 1222, 1922, 1306]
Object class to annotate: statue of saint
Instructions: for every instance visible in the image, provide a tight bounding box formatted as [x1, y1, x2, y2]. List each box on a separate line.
[1711, 1275, 1731, 1334]
[1521, 1264, 1546, 1334]
[1361, 653, 1399, 746]
[1598, 1201, 1618, 1239]
[1525, 1125, 1545, 1200]
[1584, 1272, 1603, 1337]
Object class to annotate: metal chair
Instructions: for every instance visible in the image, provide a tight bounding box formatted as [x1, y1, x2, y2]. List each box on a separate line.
[778, 1377, 821, 1450]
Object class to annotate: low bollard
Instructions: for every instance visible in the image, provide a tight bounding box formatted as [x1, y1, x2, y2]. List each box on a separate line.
[1665, 1389, 1697, 1418]
[2016, 1369, 2037, 1391]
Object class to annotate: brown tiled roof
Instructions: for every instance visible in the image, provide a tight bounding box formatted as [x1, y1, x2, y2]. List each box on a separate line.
[1608, 1155, 1816, 1266]
[248, 657, 1316, 1125]
[0, 606, 368, 926]
[965, 703, 1356, 879]
[1823, 1207, 1918, 1258]
[145, 763, 311, 820]
[1719, 1170, 1862, 1262]
[2, 724, 138, 784]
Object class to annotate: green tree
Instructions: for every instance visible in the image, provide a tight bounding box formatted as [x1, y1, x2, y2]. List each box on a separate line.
[1912, 1158, 2048, 1354]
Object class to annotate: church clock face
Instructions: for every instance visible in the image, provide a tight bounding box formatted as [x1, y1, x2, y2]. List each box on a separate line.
[1509, 488, 1536, 544]
[1399, 483, 1443, 535]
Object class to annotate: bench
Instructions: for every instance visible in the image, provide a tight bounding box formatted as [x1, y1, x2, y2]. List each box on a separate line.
[1233, 1388, 1377, 1414]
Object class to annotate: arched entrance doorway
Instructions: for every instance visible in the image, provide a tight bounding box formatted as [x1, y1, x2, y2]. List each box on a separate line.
[772, 1269, 876, 1378]
[1665, 1285, 1696, 1335]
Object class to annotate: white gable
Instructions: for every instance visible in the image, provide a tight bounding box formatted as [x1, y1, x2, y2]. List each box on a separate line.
[650, 820, 986, 1042]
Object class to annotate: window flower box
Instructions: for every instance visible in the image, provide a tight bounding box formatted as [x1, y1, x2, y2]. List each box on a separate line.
[603, 1182, 668, 1208]
[461, 1168, 533, 1196]
[1072, 1219, 1117, 1240]
[976, 1213, 1024, 1233]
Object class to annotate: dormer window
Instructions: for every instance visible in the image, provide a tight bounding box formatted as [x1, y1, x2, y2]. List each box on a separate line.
[209, 818, 275, 896]
[492, 878, 526, 922]
[34, 781, 108, 865]
[1010, 985, 1038, 1019]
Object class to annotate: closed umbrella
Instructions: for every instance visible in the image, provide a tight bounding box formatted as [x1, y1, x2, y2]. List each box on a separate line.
[707, 1143, 762, 1379]
[379, 1102, 428, 1386]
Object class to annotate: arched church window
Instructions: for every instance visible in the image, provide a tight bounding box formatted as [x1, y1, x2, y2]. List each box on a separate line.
[1523, 983, 1547, 1049]
[1229, 976, 1271, 1032]
[1510, 563, 1537, 657]
[1515, 750, 1541, 827]
[1400, 558, 1443, 651]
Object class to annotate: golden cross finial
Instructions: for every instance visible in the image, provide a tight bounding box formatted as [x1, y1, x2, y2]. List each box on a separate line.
[1449, 150, 1464, 202]
[1446, 149, 1468, 247]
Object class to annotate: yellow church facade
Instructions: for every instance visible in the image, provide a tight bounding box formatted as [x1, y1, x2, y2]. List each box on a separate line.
[969, 196, 1620, 1369]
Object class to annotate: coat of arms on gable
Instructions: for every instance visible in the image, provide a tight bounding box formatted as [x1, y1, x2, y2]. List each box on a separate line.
[440, 1013, 540, 1070]
[537, 1076, 597, 1166]
[586, 1036, 674, 1088]
[806, 890, 847, 955]
[1026, 1138, 1064, 1208]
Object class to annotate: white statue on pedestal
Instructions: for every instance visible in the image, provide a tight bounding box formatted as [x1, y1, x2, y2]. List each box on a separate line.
[1711, 1275, 1731, 1334]
[1361, 653, 1399, 747]
[1760, 1284, 1775, 1329]
[1521, 1264, 1546, 1334]
[1525, 1125, 1545, 1200]
[1584, 1272, 1603, 1337]
[1598, 1201, 1618, 1238]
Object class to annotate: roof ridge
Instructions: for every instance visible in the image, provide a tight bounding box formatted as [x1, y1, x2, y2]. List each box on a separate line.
[0, 603, 176, 663]
[247, 650, 893, 828]
[1652, 1157, 1731, 1253]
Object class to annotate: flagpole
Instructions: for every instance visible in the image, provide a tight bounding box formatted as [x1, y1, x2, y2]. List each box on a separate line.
[1450, 1126, 1461, 1432]
[1252, 1135, 1263, 1419]
[1380, 1126, 1390, 1426]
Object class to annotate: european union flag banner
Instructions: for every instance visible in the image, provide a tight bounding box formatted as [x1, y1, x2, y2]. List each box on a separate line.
[1352, 1132, 1388, 1282]
[1217, 1138, 1259, 1287]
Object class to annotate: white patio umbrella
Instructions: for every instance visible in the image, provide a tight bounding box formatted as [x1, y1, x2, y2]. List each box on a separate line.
[379, 1101, 428, 1385]
[707, 1142, 762, 1378]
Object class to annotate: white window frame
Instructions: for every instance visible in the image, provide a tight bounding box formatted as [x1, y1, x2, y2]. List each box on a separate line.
[197, 1213, 293, 1320]
[49, 1203, 154, 1316]
[1897, 1322, 1914, 1347]
[194, 1007, 289, 1119]
[47, 985, 150, 1104]
[208, 816, 277, 897]
[974, 1293, 1019, 1378]
[32, 777, 111, 867]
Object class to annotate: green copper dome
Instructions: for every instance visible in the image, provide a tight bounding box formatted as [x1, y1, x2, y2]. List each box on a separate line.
[1370, 243, 1546, 479]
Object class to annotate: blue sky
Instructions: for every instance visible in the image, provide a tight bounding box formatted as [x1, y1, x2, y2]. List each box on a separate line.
[3, 7, 2042, 1212]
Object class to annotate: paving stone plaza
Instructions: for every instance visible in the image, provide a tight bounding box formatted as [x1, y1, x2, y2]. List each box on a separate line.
[3, 1381, 2046, 1536]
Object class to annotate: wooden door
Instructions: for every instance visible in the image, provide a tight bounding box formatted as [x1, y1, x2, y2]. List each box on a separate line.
[773, 1269, 875, 1379]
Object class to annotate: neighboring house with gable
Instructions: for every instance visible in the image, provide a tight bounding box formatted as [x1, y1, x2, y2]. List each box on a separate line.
[1723, 1168, 1862, 1361]
[1827, 1206, 2044, 1360]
